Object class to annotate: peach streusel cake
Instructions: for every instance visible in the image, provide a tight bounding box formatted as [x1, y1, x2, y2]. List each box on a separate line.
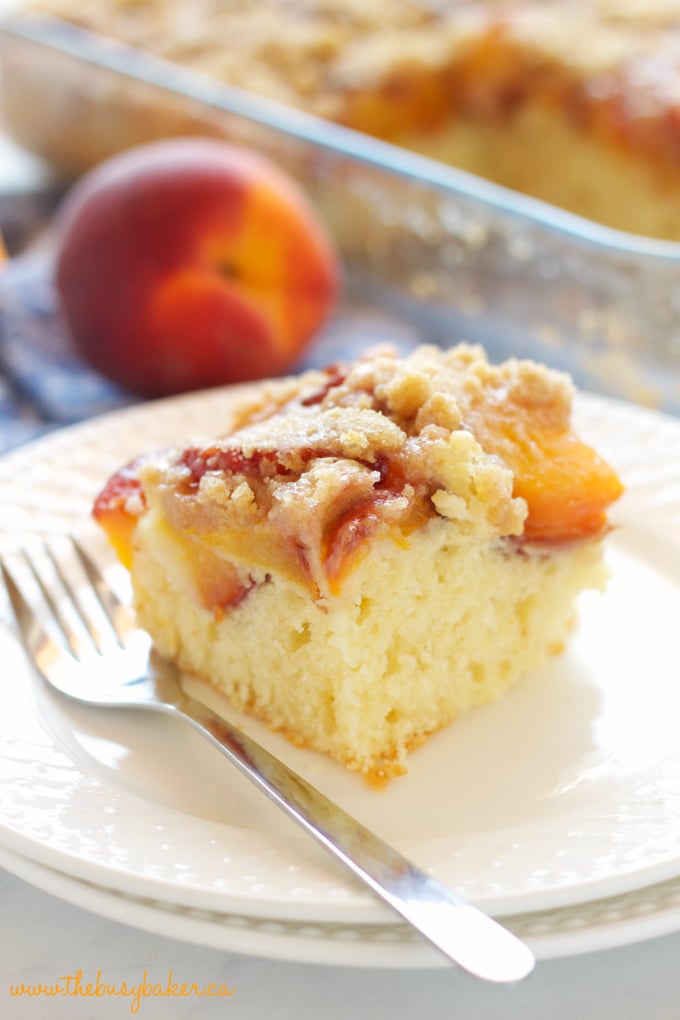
[14, 0, 680, 239]
[94, 345, 623, 783]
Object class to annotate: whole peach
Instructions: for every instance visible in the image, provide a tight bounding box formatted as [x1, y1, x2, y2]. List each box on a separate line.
[54, 138, 340, 396]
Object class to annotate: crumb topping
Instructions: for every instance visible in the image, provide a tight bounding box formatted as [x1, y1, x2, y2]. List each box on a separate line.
[130, 344, 585, 598]
[28, 0, 680, 136]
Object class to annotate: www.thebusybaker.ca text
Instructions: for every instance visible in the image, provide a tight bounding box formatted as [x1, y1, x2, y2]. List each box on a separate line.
[9, 968, 236, 1013]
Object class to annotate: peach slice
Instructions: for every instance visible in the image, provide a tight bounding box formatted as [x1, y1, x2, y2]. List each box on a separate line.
[469, 406, 624, 542]
[92, 461, 146, 570]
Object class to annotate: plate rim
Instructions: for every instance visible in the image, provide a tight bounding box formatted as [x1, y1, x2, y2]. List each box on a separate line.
[1, 385, 680, 928]
[4, 839, 680, 967]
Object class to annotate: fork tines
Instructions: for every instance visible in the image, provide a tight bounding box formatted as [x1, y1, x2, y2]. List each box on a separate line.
[2, 536, 129, 664]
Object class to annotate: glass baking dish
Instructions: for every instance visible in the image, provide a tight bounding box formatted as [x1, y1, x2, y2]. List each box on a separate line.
[1, 13, 679, 415]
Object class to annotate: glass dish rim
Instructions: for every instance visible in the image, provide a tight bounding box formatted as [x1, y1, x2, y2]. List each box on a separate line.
[4, 13, 680, 265]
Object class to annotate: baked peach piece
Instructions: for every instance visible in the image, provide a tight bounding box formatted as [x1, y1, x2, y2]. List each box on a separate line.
[94, 344, 622, 783]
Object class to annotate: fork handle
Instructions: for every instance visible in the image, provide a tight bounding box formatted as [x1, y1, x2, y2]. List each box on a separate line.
[171, 696, 534, 983]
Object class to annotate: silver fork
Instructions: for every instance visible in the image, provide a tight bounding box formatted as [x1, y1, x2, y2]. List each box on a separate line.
[2, 536, 534, 984]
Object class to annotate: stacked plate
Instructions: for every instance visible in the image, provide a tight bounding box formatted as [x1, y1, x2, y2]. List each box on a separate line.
[1, 386, 680, 967]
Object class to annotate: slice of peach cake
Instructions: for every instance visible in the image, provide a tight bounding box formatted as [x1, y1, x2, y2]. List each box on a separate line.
[94, 344, 623, 784]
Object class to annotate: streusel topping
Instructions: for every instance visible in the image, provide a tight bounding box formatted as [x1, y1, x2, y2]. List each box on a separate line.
[29, 0, 680, 120]
[87, 340, 623, 606]
[132, 344, 587, 598]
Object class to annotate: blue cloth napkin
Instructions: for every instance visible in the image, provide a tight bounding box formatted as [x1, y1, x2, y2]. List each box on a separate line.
[0, 252, 137, 452]
[0, 251, 423, 455]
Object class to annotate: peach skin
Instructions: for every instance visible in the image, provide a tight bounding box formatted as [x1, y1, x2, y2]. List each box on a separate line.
[54, 138, 340, 396]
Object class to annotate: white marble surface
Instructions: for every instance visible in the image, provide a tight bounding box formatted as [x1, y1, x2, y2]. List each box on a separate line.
[1, 866, 680, 1019]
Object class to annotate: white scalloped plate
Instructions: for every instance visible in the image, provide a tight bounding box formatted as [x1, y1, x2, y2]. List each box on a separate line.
[4, 838, 680, 968]
[1, 387, 680, 937]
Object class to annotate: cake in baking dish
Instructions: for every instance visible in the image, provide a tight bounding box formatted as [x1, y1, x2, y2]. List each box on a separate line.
[93, 344, 623, 783]
[8, 0, 680, 238]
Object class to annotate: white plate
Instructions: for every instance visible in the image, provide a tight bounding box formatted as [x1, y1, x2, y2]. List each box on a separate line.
[4, 840, 680, 967]
[1, 387, 680, 931]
